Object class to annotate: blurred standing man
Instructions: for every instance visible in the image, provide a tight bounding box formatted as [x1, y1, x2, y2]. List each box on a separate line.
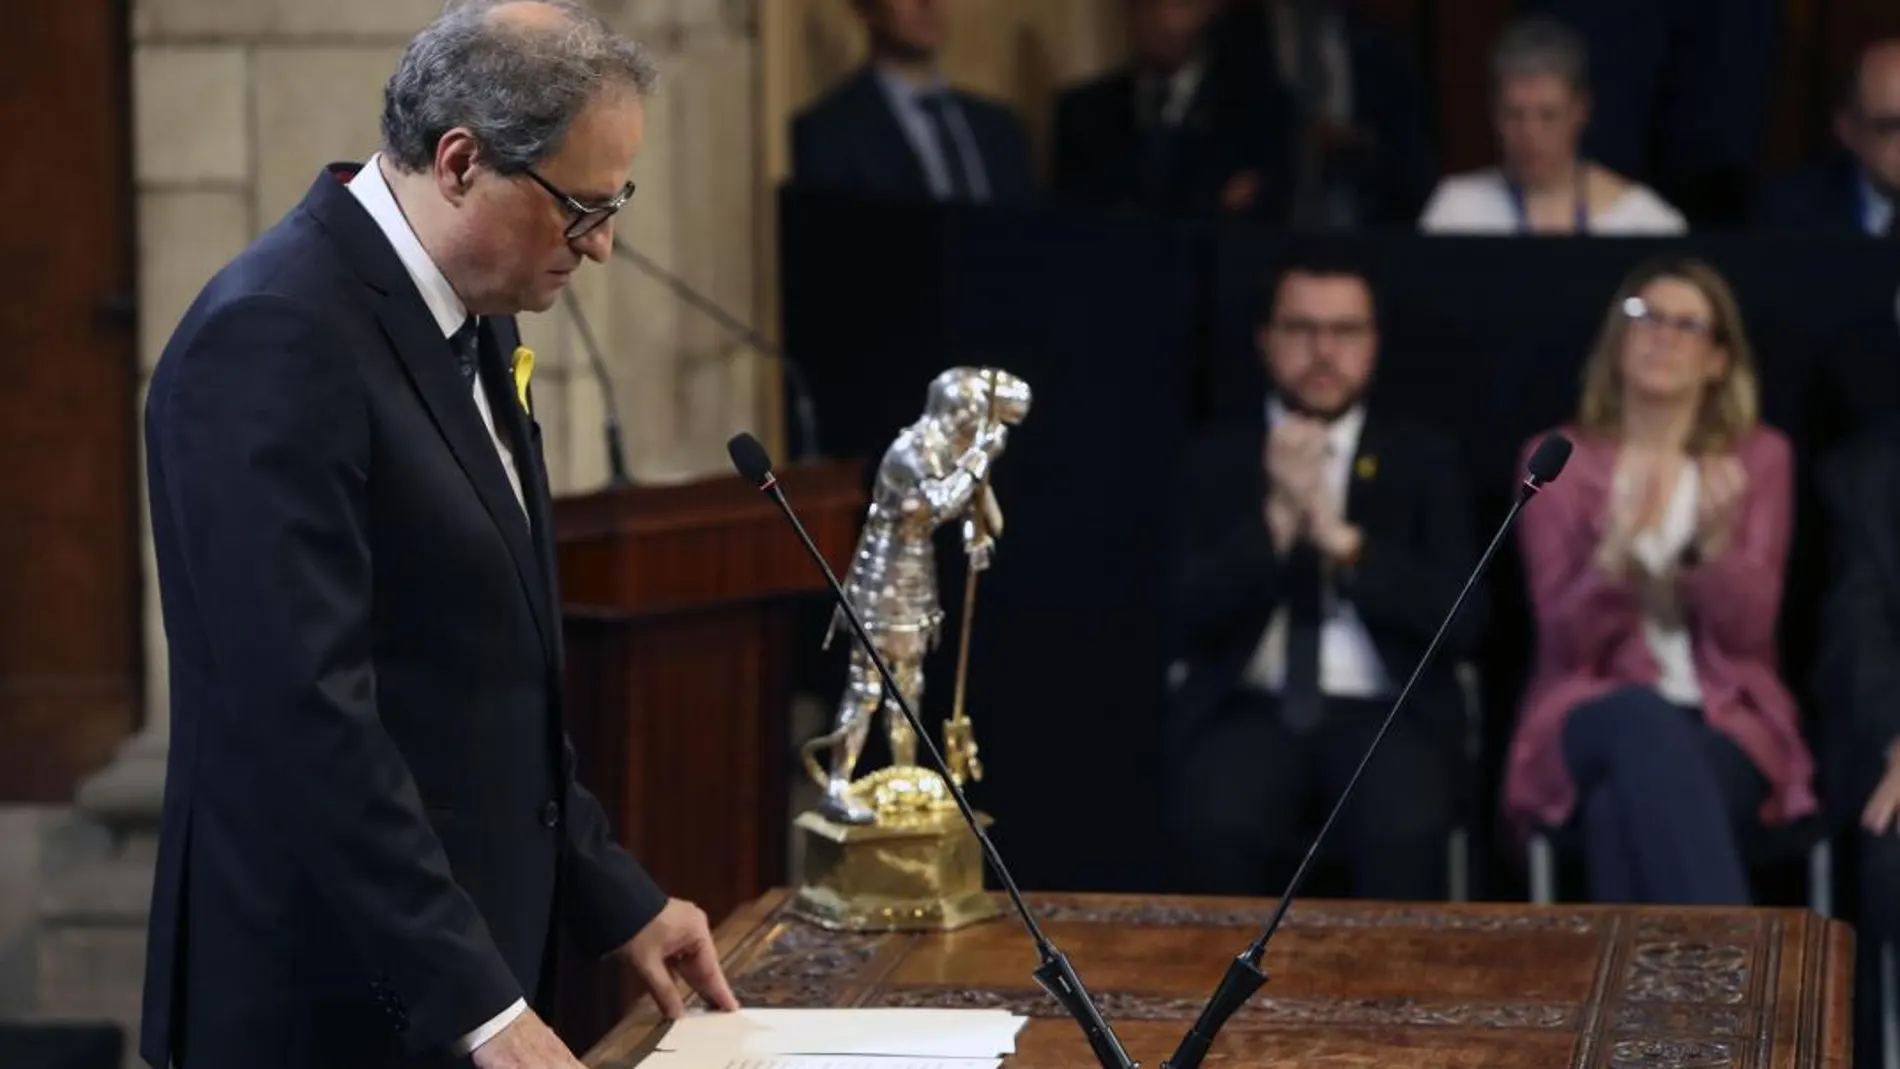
[139, 3, 737, 1068]
[791, 0, 1038, 205]
[1053, 0, 1293, 220]
[1758, 39, 1900, 235]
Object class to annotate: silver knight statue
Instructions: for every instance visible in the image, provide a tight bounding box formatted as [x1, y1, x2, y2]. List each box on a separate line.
[802, 367, 1031, 824]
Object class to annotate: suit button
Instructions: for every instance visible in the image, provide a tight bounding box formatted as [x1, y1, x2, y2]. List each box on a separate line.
[540, 801, 561, 828]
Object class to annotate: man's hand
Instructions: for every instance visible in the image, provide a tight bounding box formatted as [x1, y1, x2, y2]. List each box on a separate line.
[470, 1009, 584, 1069]
[1864, 741, 1900, 836]
[1265, 418, 1328, 515]
[619, 898, 740, 1019]
[1219, 170, 1260, 213]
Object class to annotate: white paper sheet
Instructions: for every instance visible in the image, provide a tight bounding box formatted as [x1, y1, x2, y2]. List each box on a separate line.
[653, 1009, 1027, 1059]
[639, 1053, 1004, 1069]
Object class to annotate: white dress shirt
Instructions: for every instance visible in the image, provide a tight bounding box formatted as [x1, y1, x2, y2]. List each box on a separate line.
[345, 153, 529, 1055]
[1620, 464, 1703, 707]
[1859, 169, 1895, 237]
[1141, 58, 1206, 129]
[874, 65, 992, 202]
[1243, 399, 1394, 700]
[1270, 0, 1353, 125]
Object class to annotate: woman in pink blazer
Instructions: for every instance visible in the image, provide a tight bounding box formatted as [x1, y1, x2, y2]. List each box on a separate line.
[1507, 256, 1818, 903]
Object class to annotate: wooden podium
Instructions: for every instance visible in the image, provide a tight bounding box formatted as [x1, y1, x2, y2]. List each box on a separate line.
[550, 460, 865, 1052]
[586, 890, 1855, 1069]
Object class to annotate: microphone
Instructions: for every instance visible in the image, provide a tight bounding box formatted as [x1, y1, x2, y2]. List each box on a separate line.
[559, 287, 632, 486]
[1159, 433, 1574, 1069]
[727, 432, 1137, 1069]
[616, 238, 822, 463]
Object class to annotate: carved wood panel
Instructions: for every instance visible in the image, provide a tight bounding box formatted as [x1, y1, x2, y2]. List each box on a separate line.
[588, 892, 1852, 1069]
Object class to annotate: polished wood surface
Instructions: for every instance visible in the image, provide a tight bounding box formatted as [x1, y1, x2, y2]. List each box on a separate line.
[553, 461, 865, 1053]
[586, 890, 1853, 1069]
[0, 0, 140, 801]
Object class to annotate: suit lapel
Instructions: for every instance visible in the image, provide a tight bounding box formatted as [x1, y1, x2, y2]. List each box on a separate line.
[304, 165, 558, 662]
[1344, 415, 1383, 524]
[474, 318, 561, 664]
[853, 68, 934, 196]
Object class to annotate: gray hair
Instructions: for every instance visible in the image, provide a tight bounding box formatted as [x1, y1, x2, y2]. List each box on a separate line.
[1491, 14, 1590, 97]
[381, 0, 659, 174]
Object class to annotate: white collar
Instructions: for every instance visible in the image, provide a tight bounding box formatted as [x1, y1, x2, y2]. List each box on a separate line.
[1860, 167, 1895, 236]
[1141, 57, 1206, 126]
[346, 153, 469, 339]
[1267, 396, 1367, 454]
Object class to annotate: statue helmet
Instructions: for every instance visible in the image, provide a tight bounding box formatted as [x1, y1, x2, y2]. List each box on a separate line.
[924, 367, 1031, 430]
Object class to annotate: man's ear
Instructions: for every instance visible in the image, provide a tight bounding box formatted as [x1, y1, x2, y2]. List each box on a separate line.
[434, 128, 482, 203]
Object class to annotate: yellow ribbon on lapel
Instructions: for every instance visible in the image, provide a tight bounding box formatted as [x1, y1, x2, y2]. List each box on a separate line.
[510, 346, 535, 411]
[1355, 455, 1378, 481]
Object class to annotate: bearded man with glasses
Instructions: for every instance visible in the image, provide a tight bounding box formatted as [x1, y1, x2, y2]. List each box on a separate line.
[1162, 247, 1481, 903]
[139, 3, 737, 1068]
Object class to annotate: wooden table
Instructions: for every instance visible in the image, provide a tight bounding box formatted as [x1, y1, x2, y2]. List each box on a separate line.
[585, 890, 1854, 1069]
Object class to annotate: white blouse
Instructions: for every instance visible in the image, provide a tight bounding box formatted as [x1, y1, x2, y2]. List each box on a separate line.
[1419, 169, 1688, 236]
[1619, 463, 1702, 707]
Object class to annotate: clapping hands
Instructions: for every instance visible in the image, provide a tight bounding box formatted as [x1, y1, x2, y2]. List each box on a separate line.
[1692, 455, 1746, 559]
[1264, 416, 1330, 517]
[1599, 447, 1745, 575]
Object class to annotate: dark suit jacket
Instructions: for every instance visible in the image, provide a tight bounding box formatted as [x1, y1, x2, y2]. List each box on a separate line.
[1163, 409, 1481, 755]
[1208, 0, 1436, 226]
[1815, 419, 1900, 821]
[1052, 60, 1292, 221]
[1805, 308, 1900, 460]
[1755, 155, 1871, 234]
[140, 166, 667, 1068]
[790, 65, 1038, 206]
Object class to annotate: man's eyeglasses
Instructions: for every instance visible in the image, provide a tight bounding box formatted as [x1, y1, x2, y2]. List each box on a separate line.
[1622, 296, 1715, 339]
[523, 168, 635, 240]
[1270, 317, 1375, 344]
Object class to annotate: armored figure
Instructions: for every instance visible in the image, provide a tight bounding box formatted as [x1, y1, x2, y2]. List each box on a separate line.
[803, 367, 1031, 824]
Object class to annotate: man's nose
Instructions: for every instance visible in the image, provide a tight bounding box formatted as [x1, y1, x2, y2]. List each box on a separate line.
[574, 219, 614, 263]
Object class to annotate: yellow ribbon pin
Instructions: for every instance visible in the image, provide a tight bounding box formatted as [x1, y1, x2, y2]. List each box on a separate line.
[1355, 455, 1378, 481]
[511, 346, 535, 411]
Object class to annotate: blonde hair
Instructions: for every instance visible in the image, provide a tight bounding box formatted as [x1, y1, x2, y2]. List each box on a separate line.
[1576, 256, 1760, 454]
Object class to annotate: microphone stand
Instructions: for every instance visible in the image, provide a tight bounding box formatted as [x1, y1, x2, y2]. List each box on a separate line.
[614, 238, 822, 462]
[1159, 444, 1568, 1069]
[559, 287, 632, 487]
[733, 436, 1137, 1069]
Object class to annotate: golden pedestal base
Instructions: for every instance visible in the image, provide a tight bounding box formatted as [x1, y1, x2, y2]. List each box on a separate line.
[789, 809, 1002, 931]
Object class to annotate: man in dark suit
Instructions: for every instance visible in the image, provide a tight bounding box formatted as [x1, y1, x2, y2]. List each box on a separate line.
[1053, 0, 1293, 221]
[1165, 249, 1480, 900]
[1522, 0, 1782, 225]
[139, 4, 737, 1067]
[1758, 39, 1900, 236]
[1813, 418, 1900, 1067]
[790, 0, 1037, 206]
[1206, 0, 1436, 228]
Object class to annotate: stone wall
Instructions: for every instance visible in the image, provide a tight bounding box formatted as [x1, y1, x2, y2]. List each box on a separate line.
[132, 0, 766, 730]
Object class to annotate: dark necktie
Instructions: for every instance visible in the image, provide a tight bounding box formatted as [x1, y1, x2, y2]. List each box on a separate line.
[1139, 78, 1179, 200]
[450, 315, 480, 384]
[1280, 538, 1325, 734]
[916, 94, 975, 201]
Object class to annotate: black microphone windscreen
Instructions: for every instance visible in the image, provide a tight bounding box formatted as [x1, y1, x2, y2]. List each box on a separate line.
[1527, 434, 1573, 484]
[728, 432, 776, 486]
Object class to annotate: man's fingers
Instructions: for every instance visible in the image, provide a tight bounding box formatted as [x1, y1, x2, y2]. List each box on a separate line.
[1864, 781, 1900, 835]
[636, 956, 688, 1019]
[676, 937, 740, 1011]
